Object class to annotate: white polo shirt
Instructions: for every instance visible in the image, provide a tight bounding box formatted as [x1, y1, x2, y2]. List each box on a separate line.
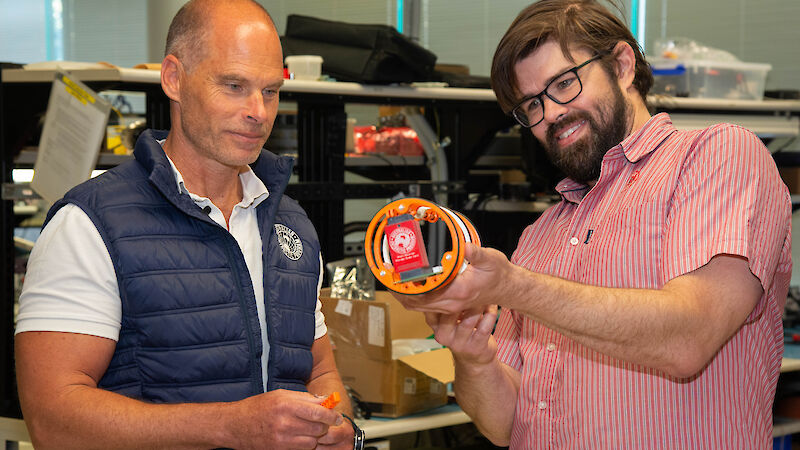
[16, 153, 327, 391]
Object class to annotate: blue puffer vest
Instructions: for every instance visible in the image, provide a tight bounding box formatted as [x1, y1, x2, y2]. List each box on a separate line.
[43, 129, 320, 403]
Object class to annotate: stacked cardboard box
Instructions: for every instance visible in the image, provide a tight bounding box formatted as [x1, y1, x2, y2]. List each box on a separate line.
[320, 289, 454, 417]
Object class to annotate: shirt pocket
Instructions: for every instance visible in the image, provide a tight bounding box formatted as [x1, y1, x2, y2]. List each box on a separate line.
[579, 200, 666, 289]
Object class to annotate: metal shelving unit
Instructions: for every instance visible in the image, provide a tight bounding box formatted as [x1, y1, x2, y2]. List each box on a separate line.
[2, 67, 800, 423]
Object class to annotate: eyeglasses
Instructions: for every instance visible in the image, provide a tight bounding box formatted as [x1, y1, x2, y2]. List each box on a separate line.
[510, 52, 607, 128]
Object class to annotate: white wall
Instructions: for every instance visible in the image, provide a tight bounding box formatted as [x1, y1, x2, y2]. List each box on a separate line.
[146, 0, 186, 63]
[61, 0, 147, 67]
[422, 0, 533, 76]
[262, 0, 393, 35]
[0, 0, 48, 64]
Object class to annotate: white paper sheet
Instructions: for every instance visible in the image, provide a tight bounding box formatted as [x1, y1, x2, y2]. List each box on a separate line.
[31, 72, 111, 204]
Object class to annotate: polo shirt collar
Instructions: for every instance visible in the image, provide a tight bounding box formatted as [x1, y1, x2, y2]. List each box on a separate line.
[158, 139, 270, 209]
[555, 179, 591, 204]
[618, 112, 675, 163]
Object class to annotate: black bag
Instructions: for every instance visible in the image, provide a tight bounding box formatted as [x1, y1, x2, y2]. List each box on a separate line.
[281, 14, 437, 84]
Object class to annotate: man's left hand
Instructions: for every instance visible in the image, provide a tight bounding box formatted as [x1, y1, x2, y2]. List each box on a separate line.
[314, 418, 354, 449]
[392, 243, 513, 315]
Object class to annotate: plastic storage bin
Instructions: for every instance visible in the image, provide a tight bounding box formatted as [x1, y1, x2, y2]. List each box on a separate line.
[649, 57, 771, 100]
[285, 55, 323, 81]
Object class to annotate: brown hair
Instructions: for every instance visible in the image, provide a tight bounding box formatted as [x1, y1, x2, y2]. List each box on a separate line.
[490, 0, 652, 113]
[164, 0, 273, 72]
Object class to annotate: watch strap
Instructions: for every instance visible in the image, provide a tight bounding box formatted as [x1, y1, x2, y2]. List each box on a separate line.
[341, 413, 365, 450]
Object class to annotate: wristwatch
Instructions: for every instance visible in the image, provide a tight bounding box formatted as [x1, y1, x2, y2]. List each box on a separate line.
[341, 414, 365, 450]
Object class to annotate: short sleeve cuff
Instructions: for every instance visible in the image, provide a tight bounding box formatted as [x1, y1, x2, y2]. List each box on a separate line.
[15, 317, 120, 341]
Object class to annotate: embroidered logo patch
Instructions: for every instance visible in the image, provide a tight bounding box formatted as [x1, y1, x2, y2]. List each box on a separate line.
[274, 224, 303, 261]
[626, 170, 641, 187]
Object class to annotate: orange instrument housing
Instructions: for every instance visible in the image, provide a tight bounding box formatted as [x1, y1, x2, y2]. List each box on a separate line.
[364, 198, 481, 295]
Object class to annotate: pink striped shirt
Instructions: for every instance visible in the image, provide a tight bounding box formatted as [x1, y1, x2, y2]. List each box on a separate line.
[496, 113, 792, 449]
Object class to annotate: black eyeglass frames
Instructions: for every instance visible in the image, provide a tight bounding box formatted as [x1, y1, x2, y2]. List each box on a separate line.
[510, 52, 608, 128]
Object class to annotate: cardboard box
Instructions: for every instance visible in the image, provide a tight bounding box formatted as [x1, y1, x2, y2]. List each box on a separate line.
[320, 288, 454, 417]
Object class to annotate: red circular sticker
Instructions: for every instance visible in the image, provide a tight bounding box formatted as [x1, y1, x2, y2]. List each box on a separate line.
[388, 226, 417, 255]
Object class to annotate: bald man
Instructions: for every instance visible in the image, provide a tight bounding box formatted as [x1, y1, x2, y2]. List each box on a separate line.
[15, 1, 356, 448]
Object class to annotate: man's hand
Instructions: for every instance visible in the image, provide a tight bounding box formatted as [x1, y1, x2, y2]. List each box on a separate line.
[426, 306, 519, 447]
[425, 305, 498, 366]
[230, 389, 343, 449]
[392, 243, 513, 315]
[315, 419, 355, 449]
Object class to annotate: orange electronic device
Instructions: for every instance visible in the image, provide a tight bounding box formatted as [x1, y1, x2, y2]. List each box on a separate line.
[364, 198, 480, 295]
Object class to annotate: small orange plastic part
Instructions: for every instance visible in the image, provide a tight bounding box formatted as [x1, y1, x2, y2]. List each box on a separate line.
[320, 391, 341, 409]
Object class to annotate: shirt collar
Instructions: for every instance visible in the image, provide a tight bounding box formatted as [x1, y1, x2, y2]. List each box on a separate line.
[555, 179, 591, 204]
[237, 166, 270, 208]
[158, 139, 270, 209]
[618, 112, 676, 163]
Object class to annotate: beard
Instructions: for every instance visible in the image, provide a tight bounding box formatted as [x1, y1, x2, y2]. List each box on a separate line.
[542, 81, 630, 184]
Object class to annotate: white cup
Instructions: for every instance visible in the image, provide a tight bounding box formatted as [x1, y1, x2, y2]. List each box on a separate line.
[285, 55, 323, 81]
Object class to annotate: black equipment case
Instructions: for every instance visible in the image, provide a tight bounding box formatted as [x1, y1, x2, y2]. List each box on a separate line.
[281, 14, 438, 84]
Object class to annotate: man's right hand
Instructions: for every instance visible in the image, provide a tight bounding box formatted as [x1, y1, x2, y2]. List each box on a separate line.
[229, 389, 343, 449]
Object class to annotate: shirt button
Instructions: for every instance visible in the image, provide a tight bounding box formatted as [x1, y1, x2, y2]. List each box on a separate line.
[546, 343, 556, 351]
[538, 401, 547, 410]
[569, 237, 579, 246]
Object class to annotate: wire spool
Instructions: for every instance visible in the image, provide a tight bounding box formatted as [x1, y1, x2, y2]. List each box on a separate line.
[364, 198, 481, 295]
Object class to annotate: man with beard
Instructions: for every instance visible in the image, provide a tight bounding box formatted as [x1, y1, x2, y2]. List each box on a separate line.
[14, 1, 360, 448]
[392, 0, 792, 448]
